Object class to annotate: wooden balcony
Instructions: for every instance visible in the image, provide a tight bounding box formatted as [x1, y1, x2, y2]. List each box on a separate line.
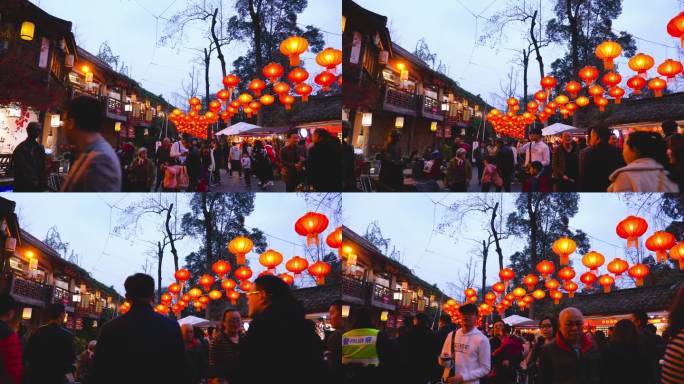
[445, 105, 465, 125]
[420, 95, 444, 121]
[382, 86, 417, 116]
[342, 275, 366, 305]
[105, 97, 128, 122]
[370, 283, 396, 311]
[10, 277, 50, 307]
[51, 286, 75, 312]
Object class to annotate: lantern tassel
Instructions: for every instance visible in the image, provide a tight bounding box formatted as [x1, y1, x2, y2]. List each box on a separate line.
[627, 238, 638, 248]
[315, 277, 325, 286]
[636, 278, 644, 287]
[306, 235, 319, 247]
[678, 259, 684, 270]
[569, 292, 575, 298]
[560, 254, 569, 266]
[603, 286, 611, 293]
[237, 254, 246, 265]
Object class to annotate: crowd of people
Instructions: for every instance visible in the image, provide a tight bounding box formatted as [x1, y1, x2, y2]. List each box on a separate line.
[11, 96, 342, 193]
[332, 283, 684, 384]
[373, 120, 681, 193]
[0, 273, 348, 384]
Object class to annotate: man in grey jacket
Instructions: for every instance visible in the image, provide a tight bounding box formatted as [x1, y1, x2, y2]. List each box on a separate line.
[61, 96, 122, 192]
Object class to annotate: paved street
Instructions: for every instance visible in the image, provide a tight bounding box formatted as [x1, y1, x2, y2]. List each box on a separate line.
[209, 169, 286, 192]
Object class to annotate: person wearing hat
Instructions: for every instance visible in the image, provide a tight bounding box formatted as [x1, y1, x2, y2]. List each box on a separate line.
[61, 96, 122, 192]
[127, 147, 155, 192]
[439, 304, 491, 383]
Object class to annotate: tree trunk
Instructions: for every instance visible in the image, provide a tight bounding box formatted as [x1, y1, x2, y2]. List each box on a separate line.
[211, 8, 227, 78]
[157, 241, 163, 302]
[522, 48, 530, 105]
[530, 10, 545, 78]
[248, 0, 264, 126]
[481, 240, 488, 301]
[202, 194, 214, 318]
[165, 203, 179, 271]
[204, 47, 211, 139]
[527, 193, 538, 267]
[491, 202, 505, 270]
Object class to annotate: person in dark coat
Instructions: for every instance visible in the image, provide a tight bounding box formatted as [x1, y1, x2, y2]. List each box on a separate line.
[238, 275, 325, 384]
[435, 313, 457, 353]
[91, 273, 188, 384]
[579, 125, 625, 191]
[307, 129, 342, 192]
[379, 131, 404, 191]
[325, 301, 345, 382]
[280, 129, 303, 192]
[601, 319, 650, 384]
[632, 310, 666, 383]
[23, 303, 75, 384]
[552, 132, 579, 191]
[495, 139, 515, 192]
[0, 293, 21, 384]
[185, 139, 202, 192]
[398, 313, 440, 384]
[11, 122, 46, 192]
[155, 138, 172, 191]
[538, 307, 600, 384]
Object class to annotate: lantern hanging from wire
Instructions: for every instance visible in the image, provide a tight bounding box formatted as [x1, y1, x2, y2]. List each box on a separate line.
[285, 256, 309, 276]
[616, 216, 648, 248]
[536, 260, 555, 279]
[308, 261, 331, 285]
[645, 231, 676, 262]
[628, 53, 655, 78]
[259, 249, 284, 272]
[228, 236, 253, 265]
[295, 212, 330, 247]
[582, 251, 605, 272]
[667, 12, 684, 48]
[280, 36, 309, 67]
[607, 258, 629, 277]
[552, 237, 576, 265]
[326, 227, 343, 249]
[580, 271, 597, 288]
[523, 274, 539, 291]
[670, 242, 684, 270]
[595, 41, 622, 70]
[628, 263, 649, 287]
[598, 274, 615, 293]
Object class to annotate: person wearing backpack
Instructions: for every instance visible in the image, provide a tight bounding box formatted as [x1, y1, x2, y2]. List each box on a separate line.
[439, 304, 491, 384]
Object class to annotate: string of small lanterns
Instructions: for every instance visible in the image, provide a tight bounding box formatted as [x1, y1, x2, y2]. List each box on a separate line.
[167, 36, 342, 140]
[439, 214, 683, 321]
[118, 212, 342, 316]
[486, 12, 684, 140]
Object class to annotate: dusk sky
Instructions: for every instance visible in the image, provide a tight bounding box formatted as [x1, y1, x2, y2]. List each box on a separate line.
[5, 193, 341, 295]
[342, 193, 670, 299]
[32, 0, 341, 107]
[353, 0, 683, 109]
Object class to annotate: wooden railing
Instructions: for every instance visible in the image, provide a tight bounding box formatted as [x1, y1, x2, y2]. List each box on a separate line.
[11, 277, 49, 304]
[383, 86, 418, 116]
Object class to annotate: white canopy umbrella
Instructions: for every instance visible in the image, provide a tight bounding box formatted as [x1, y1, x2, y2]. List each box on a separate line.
[178, 315, 212, 327]
[542, 123, 576, 136]
[502, 314, 537, 327]
[215, 122, 261, 136]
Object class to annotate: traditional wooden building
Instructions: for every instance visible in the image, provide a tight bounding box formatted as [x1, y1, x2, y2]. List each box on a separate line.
[0, 197, 122, 333]
[341, 226, 449, 328]
[342, 0, 490, 158]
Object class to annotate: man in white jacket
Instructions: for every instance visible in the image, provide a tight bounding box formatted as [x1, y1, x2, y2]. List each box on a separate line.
[438, 303, 491, 384]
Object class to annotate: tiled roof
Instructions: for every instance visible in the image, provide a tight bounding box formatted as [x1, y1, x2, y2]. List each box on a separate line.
[575, 92, 684, 128]
[533, 281, 683, 319]
[292, 283, 341, 313]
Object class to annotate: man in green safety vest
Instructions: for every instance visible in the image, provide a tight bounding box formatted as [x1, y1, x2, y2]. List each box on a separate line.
[341, 307, 384, 383]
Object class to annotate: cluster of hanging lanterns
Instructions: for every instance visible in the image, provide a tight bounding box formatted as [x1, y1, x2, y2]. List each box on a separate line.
[118, 212, 340, 316]
[444, 214, 680, 320]
[167, 36, 341, 140]
[487, 15, 684, 139]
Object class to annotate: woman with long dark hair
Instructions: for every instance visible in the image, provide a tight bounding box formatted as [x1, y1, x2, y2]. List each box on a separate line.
[608, 131, 679, 192]
[601, 319, 650, 384]
[237, 275, 324, 384]
[525, 316, 557, 384]
[662, 284, 684, 384]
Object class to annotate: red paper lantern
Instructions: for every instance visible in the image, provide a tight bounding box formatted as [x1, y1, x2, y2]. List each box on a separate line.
[627, 76, 647, 95]
[492, 282, 505, 295]
[545, 278, 560, 291]
[558, 267, 576, 281]
[326, 227, 343, 249]
[552, 237, 576, 265]
[280, 36, 309, 67]
[223, 74, 240, 92]
[279, 273, 294, 286]
[512, 287, 527, 298]
[645, 231, 676, 262]
[295, 212, 330, 247]
[279, 95, 295, 110]
[262, 62, 284, 83]
[316, 48, 343, 72]
[221, 279, 237, 291]
[582, 251, 605, 272]
[259, 249, 284, 271]
[273, 82, 291, 96]
[580, 271, 597, 288]
[287, 67, 310, 84]
[579, 66, 599, 86]
[208, 290, 222, 300]
[540, 76, 557, 90]
[609, 87, 625, 104]
[308, 261, 331, 285]
[598, 274, 615, 293]
[199, 274, 215, 291]
[595, 97, 609, 112]
[565, 81, 582, 98]
[295, 83, 313, 102]
[648, 78, 667, 98]
[532, 289, 546, 300]
[227, 290, 240, 305]
[314, 71, 336, 91]
[628, 263, 649, 287]
[465, 287, 477, 298]
[601, 72, 622, 88]
[629, 53, 655, 77]
[188, 287, 203, 298]
[498, 268, 515, 283]
[595, 41, 622, 70]
[616, 216, 648, 248]
[575, 96, 590, 108]
[657, 59, 683, 80]
[239, 281, 255, 292]
[534, 90, 548, 103]
[212, 260, 231, 278]
[234, 266, 253, 282]
[564, 281, 579, 298]
[285, 256, 309, 276]
[670, 241, 684, 270]
[536, 260, 555, 279]
[260, 94, 275, 106]
[228, 236, 253, 265]
[607, 258, 629, 276]
[175, 268, 191, 283]
[217, 89, 231, 103]
[248, 79, 267, 96]
[667, 12, 684, 48]
[523, 274, 539, 291]
[484, 292, 497, 303]
[160, 293, 172, 304]
[550, 290, 563, 305]
[168, 283, 181, 295]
